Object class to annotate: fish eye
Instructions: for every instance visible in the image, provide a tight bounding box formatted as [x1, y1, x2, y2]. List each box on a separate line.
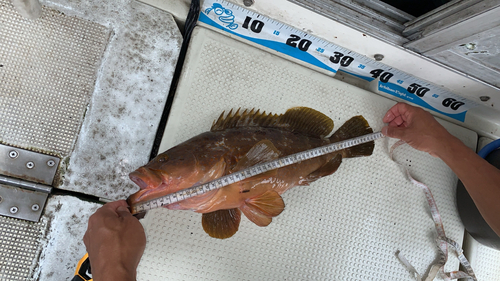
[158, 156, 168, 162]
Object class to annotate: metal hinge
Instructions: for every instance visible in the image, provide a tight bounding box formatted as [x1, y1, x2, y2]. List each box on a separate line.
[0, 176, 51, 222]
[0, 144, 60, 185]
[0, 144, 58, 221]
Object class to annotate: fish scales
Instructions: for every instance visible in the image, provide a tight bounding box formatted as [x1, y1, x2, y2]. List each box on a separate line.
[127, 107, 374, 239]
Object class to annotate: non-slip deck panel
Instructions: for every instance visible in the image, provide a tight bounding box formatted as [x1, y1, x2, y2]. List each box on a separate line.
[0, 0, 109, 156]
[0, 215, 46, 280]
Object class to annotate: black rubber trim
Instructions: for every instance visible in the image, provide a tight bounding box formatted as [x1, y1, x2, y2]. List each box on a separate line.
[51, 187, 102, 204]
[149, 0, 201, 161]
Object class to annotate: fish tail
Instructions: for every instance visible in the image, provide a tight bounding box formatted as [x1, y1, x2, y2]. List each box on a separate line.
[329, 116, 374, 158]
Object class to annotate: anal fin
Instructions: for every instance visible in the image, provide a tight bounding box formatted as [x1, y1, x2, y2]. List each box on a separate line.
[202, 208, 241, 239]
[240, 190, 285, 227]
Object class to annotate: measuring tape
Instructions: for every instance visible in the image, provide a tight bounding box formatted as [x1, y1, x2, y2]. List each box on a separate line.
[130, 131, 384, 214]
[198, 0, 477, 122]
[391, 141, 476, 281]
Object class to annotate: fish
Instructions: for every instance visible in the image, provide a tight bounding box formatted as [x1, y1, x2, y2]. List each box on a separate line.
[127, 107, 374, 239]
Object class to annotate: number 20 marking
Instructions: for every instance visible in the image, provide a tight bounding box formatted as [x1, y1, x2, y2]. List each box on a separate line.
[286, 34, 312, 52]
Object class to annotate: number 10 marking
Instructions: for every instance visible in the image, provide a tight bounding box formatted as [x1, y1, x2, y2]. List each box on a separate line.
[242, 16, 264, 33]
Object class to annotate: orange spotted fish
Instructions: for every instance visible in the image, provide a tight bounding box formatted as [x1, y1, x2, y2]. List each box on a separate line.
[127, 107, 374, 239]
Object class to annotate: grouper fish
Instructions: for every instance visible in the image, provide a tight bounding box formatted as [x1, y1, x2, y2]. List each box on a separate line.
[127, 107, 374, 239]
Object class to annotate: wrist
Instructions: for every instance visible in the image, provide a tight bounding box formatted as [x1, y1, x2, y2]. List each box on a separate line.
[92, 262, 137, 281]
[434, 134, 467, 161]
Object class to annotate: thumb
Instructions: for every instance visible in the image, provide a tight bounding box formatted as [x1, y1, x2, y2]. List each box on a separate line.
[116, 206, 132, 217]
[382, 125, 406, 140]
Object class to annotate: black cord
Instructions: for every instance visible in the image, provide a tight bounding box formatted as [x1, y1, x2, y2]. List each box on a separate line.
[149, 0, 201, 160]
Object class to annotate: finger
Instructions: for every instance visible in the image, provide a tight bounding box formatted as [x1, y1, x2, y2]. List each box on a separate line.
[93, 205, 120, 220]
[394, 115, 405, 126]
[382, 104, 402, 123]
[382, 110, 395, 123]
[388, 116, 405, 127]
[116, 205, 132, 218]
[382, 125, 406, 139]
[95, 200, 130, 218]
[103, 200, 129, 211]
[394, 102, 417, 122]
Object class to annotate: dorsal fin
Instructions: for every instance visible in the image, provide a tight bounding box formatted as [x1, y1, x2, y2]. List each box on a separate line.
[279, 107, 334, 137]
[211, 107, 334, 137]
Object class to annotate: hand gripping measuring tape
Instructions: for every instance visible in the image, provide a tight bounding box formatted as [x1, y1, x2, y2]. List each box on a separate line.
[130, 132, 384, 214]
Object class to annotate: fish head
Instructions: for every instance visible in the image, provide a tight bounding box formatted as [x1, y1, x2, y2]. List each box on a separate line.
[127, 149, 204, 205]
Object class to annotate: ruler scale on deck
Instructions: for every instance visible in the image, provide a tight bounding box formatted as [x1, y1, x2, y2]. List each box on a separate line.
[198, 0, 477, 122]
[130, 132, 384, 214]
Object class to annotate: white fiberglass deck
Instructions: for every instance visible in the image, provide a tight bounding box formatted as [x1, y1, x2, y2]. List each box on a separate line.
[136, 26, 479, 280]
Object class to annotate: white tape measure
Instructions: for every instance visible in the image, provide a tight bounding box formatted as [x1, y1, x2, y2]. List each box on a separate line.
[391, 141, 477, 281]
[130, 132, 384, 214]
[199, 0, 477, 122]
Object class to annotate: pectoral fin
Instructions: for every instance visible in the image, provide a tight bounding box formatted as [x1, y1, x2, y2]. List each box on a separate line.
[232, 140, 280, 172]
[240, 190, 285, 227]
[230, 140, 279, 184]
[300, 154, 342, 185]
[198, 157, 226, 184]
[202, 208, 241, 239]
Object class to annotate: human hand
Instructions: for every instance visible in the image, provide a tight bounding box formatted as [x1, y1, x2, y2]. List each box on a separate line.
[83, 200, 146, 281]
[381, 102, 458, 157]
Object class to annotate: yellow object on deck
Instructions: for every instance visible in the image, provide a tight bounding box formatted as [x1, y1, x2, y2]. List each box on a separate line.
[72, 253, 92, 281]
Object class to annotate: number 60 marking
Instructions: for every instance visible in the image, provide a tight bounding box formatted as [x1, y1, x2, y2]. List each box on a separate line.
[442, 98, 465, 110]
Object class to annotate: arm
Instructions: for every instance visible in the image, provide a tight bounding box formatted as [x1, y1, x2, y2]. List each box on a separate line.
[83, 200, 146, 281]
[382, 102, 500, 236]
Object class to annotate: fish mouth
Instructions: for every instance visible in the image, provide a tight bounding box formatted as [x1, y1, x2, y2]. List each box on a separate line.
[129, 174, 148, 190]
[127, 167, 166, 205]
[127, 187, 162, 206]
[127, 183, 173, 206]
[129, 167, 163, 190]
